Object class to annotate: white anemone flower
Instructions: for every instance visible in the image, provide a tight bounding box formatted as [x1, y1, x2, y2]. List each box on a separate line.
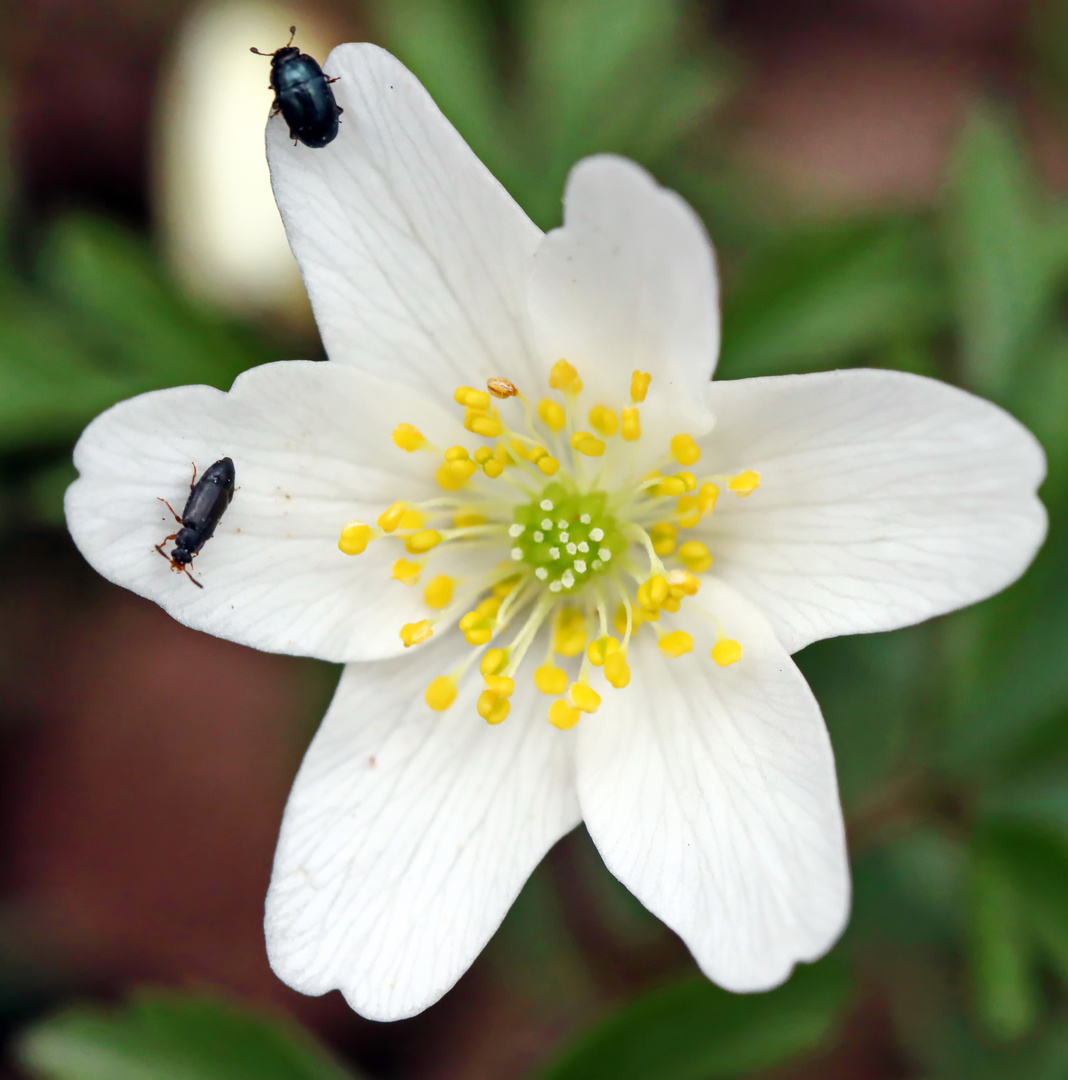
[66, 44, 1046, 1021]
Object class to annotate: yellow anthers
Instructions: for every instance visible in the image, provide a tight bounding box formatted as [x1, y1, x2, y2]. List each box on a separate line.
[537, 398, 566, 432]
[698, 483, 720, 515]
[459, 612, 493, 646]
[548, 700, 581, 730]
[509, 438, 529, 460]
[604, 652, 631, 689]
[534, 663, 569, 696]
[477, 690, 510, 725]
[676, 472, 697, 492]
[454, 385, 491, 410]
[377, 501, 408, 532]
[677, 496, 701, 529]
[712, 639, 743, 666]
[677, 540, 712, 574]
[493, 575, 520, 598]
[636, 574, 669, 612]
[569, 682, 601, 713]
[729, 470, 761, 497]
[443, 448, 477, 481]
[630, 370, 652, 403]
[670, 434, 701, 466]
[400, 509, 425, 530]
[465, 411, 501, 438]
[425, 676, 457, 712]
[424, 574, 454, 609]
[614, 604, 642, 636]
[528, 445, 547, 464]
[536, 455, 560, 476]
[480, 648, 509, 676]
[435, 463, 466, 491]
[338, 520, 372, 555]
[392, 423, 425, 452]
[444, 445, 469, 462]
[650, 521, 678, 556]
[661, 596, 681, 613]
[667, 570, 700, 598]
[589, 404, 619, 437]
[657, 476, 688, 497]
[457, 509, 486, 529]
[473, 447, 493, 465]
[487, 377, 518, 399]
[553, 608, 587, 657]
[570, 431, 606, 457]
[400, 620, 434, 647]
[587, 636, 620, 667]
[659, 630, 694, 658]
[621, 407, 641, 441]
[405, 529, 442, 555]
[484, 675, 515, 697]
[483, 458, 504, 478]
[494, 444, 513, 466]
[476, 595, 502, 619]
[391, 558, 422, 584]
[549, 359, 583, 394]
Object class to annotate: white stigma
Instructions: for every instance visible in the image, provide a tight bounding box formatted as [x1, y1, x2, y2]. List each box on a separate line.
[508, 524, 524, 537]
[590, 528, 604, 541]
[540, 499, 553, 511]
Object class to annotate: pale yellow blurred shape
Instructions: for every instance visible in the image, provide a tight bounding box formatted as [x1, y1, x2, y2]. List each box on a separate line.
[155, 0, 335, 326]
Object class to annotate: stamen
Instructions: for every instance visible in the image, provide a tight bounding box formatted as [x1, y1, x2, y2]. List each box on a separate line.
[677, 496, 700, 528]
[424, 574, 454, 609]
[392, 424, 426, 452]
[587, 636, 619, 666]
[454, 386, 491, 410]
[425, 675, 457, 711]
[589, 405, 619, 436]
[698, 483, 719, 514]
[728, 470, 761, 497]
[677, 540, 712, 573]
[670, 434, 701, 466]
[570, 431, 606, 457]
[537, 398, 566, 432]
[338, 520, 372, 555]
[392, 558, 422, 584]
[658, 630, 694, 658]
[405, 530, 442, 554]
[477, 690, 510, 725]
[630, 370, 651, 403]
[548, 699, 581, 730]
[549, 359, 583, 394]
[378, 502, 408, 532]
[649, 522, 678, 555]
[480, 648, 509, 676]
[465, 411, 502, 438]
[621, 407, 641, 441]
[400, 620, 434, 647]
[604, 652, 630, 688]
[487, 377, 518, 399]
[568, 682, 601, 713]
[553, 608, 587, 657]
[712, 639, 743, 666]
[534, 663, 569, 695]
[454, 509, 485, 528]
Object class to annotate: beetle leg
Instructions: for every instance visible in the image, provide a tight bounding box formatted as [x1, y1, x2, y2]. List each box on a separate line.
[158, 498, 183, 524]
[183, 565, 204, 589]
[325, 74, 340, 84]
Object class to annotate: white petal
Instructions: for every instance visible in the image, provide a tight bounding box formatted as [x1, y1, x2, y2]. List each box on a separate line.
[65, 360, 482, 662]
[700, 369, 1048, 653]
[267, 44, 544, 400]
[265, 646, 581, 1020]
[528, 155, 719, 439]
[577, 578, 849, 992]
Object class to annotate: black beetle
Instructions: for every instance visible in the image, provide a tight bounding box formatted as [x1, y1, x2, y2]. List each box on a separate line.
[156, 458, 236, 588]
[251, 26, 342, 149]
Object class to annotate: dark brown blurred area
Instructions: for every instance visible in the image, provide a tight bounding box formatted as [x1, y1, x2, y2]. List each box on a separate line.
[0, 1, 1050, 1077]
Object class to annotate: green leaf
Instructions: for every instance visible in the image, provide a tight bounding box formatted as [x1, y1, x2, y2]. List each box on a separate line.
[15, 990, 358, 1080]
[536, 958, 848, 1080]
[943, 107, 1056, 399]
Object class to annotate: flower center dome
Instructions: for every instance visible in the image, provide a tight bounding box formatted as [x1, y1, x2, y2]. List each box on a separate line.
[337, 361, 760, 730]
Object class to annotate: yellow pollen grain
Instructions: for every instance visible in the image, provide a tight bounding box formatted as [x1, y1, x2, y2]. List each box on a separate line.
[405, 529, 442, 554]
[537, 398, 566, 432]
[569, 683, 601, 713]
[425, 676, 457, 711]
[477, 690, 511, 725]
[589, 405, 619, 437]
[424, 574, 454, 609]
[487, 377, 518, 398]
[677, 540, 712, 573]
[338, 520, 371, 555]
[484, 675, 515, 697]
[548, 700, 581, 730]
[377, 501, 407, 532]
[670, 434, 701, 466]
[630, 370, 651, 403]
[667, 570, 700, 598]
[659, 630, 694, 658]
[391, 558, 422, 584]
[454, 385, 491, 410]
[570, 431, 606, 457]
[392, 423, 425, 452]
[400, 620, 434, 647]
[698, 483, 719, 514]
[677, 496, 700, 529]
[534, 664, 569, 695]
[587, 636, 620, 667]
[549, 359, 583, 394]
[729, 470, 761, 497]
[712, 639, 743, 666]
[650, 522, 678, 556]
[604, 652, 630, 688]
[537, 455, 560, 475]
[621, 407, 641, 441]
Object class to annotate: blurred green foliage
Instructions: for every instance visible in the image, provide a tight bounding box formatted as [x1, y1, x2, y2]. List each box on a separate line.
[5, 0, 1068, 1076]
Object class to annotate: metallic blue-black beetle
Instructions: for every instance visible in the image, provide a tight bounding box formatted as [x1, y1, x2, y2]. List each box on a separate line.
[251, 26, 342, 149]
[156, 458, 236, 588]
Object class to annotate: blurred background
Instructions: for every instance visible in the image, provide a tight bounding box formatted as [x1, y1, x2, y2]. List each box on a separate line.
[3, 0, 1068, 1077]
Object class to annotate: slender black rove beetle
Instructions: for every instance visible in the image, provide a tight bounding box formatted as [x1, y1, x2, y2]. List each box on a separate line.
[251, 26, 342, 149]
[156, 458, 236, 588]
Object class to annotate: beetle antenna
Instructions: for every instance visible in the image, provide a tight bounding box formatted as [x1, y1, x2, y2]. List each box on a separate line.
[250, 45, 272, 55]
[183, 565, 204, 589]
[287, 25, 297, 45]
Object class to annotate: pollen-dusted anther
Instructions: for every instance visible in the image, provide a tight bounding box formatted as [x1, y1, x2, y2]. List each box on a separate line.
[425, 675, 457, 711]
[676, 472, 697, 492]
[587, 636, 620, 666]
[378, 501, 408, 532]
[391, 558, 422, 584]
[480, 648, 508, 676]
[338, 520, 372, 555]
[570, 431, 606, 457]
[698, 483, 719, 514]
[677, 496, 701, 529]
[630, 370, 651, 403]
[537, 398, 566, 432]
[636, 574, 668, 612]
[568, 682, 601, 713]
[589, 405, 619, 437]
[658, 630, 694, 658]
[621, 407, 641, 442]
[553, 608, 587, 657]
[400, 620, 434, 647]
[454, 385, 491, 410]
[392, 423, 426, 452]
[405, 529, 442, 554]
[712, 639, 743, 666]
[477, 690, 510, 724]
[677, 540, 712, 574]
[484, 674, 515, 697]
[670, 434, 701, 466]
[604, 652, 631, 688]
[667, 569, 701, 598]
[487, 377, 518, 399]
[465, 412, 502, 438]
[459, 610, 493, 646]
[424, 574, 454, 609]
[549, 359, 583, 394]
[548, 700, 581, 730]
[729, 470, 761, 497]
[657, 476, 688, 497]
[534, 663, 569, 695]
[650, 522, 678, 556]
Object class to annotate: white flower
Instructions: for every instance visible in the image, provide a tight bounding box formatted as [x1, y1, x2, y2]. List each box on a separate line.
[65, 45, 1047, 1021]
